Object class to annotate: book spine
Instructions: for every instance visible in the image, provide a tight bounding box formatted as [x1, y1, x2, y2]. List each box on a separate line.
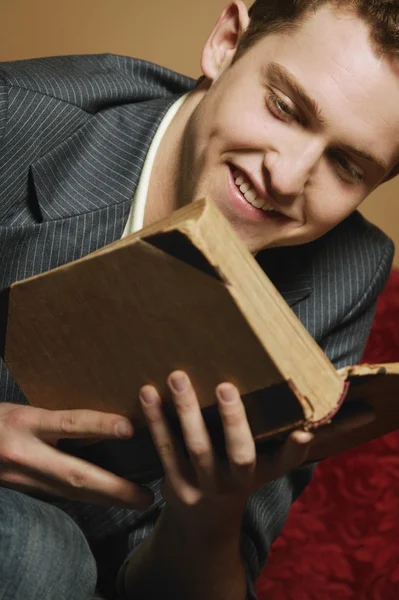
[308, 381, 350, 429]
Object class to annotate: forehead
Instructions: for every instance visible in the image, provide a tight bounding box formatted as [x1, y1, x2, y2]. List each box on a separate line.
[245, 4, 399, 167]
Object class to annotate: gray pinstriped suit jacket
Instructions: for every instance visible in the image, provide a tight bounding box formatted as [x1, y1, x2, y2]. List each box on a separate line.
[0, 54, 394, 597]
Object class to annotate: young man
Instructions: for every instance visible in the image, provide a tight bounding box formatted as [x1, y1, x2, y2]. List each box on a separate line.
[0, 1, 398, 599]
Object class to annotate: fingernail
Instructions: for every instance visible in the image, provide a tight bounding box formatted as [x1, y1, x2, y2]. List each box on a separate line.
[217, 383, 237, 403]
[139, 386, 159, 405]
[169, 371, 188, 393]
[115, 421, 133, 439]
[294, 431, 313, 444]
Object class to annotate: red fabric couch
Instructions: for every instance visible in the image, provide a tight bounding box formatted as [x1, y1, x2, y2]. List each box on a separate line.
[258, 268, 399, 600]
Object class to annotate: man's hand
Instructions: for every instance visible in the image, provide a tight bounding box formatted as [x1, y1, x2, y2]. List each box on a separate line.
[125, 371, 313, 600]
[139, 371, 313, 523]
[0, 403, 154, 509]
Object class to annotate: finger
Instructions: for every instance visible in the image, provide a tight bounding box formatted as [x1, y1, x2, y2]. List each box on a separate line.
[168, 372, 216, 489]
[139, 385, 189, 490]
[8, 406, 134, 442]
[216, 383, 256, 487]
[0, 465, 153, 509]
[259, 430, 313, 481]
[0, 467, 75, 500]
[2, 437, 154, 509]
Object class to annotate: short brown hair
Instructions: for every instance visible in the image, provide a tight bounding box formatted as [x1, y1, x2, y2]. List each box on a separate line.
[235, 1, 399, 60]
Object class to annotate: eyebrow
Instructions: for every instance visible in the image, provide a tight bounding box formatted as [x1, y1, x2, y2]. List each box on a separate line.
[267, 62, 326, 125]
[267, 62, 389, 174]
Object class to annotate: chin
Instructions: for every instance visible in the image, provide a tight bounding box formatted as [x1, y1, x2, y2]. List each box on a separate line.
[242, 238, 269, 255]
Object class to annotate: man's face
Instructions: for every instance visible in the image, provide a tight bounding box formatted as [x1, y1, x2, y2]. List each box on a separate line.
[181, 4, 399, 253]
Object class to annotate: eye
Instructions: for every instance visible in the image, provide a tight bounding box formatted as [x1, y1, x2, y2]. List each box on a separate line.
[266, 90, 301, 124]
[329, 151, 364, 185]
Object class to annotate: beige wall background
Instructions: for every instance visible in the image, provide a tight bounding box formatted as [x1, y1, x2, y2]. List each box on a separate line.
[1, 0, 398, 266]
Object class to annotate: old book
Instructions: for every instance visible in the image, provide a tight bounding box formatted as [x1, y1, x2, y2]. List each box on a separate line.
[0, 197, 398, 466]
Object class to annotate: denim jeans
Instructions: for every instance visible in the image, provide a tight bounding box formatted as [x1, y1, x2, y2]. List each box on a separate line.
[0, 487, 99, 600]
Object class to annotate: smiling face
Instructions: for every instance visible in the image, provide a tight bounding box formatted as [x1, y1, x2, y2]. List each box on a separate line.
[176, 2, 399, 253]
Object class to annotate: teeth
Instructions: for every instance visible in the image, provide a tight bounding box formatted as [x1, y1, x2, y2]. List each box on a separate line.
[262, 203, 276, 212]
[252, 197, 266, 209]
[234, 169, 278, 213]
[244, 189, 257, 203]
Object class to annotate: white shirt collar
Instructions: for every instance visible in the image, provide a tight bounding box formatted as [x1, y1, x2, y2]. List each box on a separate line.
[122, 93, 189, 237]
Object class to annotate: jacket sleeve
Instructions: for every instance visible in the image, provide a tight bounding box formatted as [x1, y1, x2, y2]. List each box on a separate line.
[319, 237, 394, 368]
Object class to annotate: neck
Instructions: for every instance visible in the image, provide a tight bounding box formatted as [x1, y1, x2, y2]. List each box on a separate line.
[143, 83, 208, 227]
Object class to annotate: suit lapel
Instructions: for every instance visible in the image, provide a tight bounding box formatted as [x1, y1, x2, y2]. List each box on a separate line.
[29, 96, 183, 223]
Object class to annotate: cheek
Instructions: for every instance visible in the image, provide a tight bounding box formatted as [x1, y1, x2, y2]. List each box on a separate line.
[210, 89, 272, 149]
[306, 189, 362, 230]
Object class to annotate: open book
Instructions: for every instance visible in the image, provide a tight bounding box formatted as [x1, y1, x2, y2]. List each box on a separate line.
[0, 198, 398, 464]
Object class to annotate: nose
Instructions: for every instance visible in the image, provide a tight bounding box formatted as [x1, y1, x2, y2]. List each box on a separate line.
[264, 139, 323, 200]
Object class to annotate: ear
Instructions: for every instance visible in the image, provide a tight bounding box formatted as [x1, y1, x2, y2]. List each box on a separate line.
[200, 1, 250, 82]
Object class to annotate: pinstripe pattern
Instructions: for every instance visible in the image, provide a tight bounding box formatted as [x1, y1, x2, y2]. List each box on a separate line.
[0, 54, 394, 599]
